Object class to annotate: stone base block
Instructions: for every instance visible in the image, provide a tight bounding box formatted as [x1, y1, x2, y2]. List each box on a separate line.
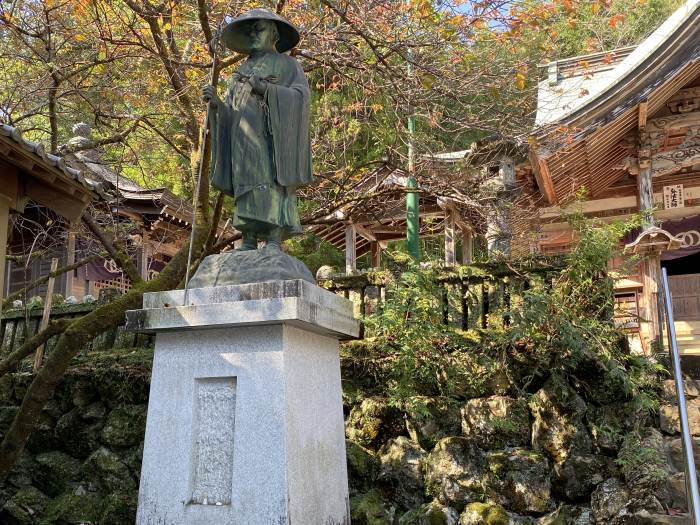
[127, 281, 357, 524]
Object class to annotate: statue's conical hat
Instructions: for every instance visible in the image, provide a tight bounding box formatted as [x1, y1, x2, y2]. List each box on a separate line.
[221, 9, 300, 54]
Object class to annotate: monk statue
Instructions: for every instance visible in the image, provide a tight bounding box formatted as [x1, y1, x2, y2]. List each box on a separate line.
[202, 9, 312, 251]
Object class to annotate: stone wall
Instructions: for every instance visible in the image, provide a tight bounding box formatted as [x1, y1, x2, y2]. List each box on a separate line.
[0, 351, 690, 525]
[0, 354, 150, 524]
[344, 375, 689, 525]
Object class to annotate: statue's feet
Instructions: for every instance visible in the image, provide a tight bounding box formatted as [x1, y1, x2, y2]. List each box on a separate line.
[234, 238, 258, 251]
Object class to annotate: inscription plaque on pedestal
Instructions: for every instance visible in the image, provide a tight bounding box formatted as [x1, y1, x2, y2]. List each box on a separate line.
[190, 377, 237, 506]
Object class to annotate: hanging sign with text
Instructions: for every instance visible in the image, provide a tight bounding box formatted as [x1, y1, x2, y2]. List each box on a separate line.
[664, 184, 685, 209]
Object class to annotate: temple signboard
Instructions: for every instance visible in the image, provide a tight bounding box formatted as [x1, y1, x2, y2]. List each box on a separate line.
[664, 184, 685, 210]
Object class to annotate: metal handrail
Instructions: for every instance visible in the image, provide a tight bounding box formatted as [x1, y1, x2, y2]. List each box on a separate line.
[662, 267, 700, 524]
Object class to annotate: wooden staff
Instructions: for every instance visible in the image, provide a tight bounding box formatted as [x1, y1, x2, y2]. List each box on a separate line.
[184, 23, 224, 305]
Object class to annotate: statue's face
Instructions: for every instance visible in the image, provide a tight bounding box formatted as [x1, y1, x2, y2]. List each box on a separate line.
[247, 20, 278, 52]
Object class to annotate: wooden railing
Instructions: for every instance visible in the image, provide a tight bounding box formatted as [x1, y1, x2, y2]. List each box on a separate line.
[0, 301, 154, 360]
[319, 260, 564, 336]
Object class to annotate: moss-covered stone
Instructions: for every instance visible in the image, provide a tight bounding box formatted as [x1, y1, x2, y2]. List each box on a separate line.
[398, 500, 459, 525]
[484, 448, 551, 514]
[529, 376, 591, 463]
[32, 452, 81, 498]
[350, 490, 394, 525]
[552, 454, 612, 502]
[461, 396, 530, 450]
[537, 504, 593, 524]
[459, 502, 510, 525]
[40, 492, 102, 524]
[0, 405, 19, 436]
[617, 428, 669, 500]
[99, 492, 138, 525]
[82, 447, 136, 494]
[54, 406, 104, 459]
[0, 487, 50, 525]
[346, 397, 405, 450]
[405, 397, 462, 451]
[424, 437, 484, 512]
[347, 439, 380, 495]
[379, 436, 427, 511]
[101, 404, 147, 448]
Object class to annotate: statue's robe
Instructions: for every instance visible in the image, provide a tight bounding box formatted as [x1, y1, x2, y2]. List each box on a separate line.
[209, 51, 312, 235]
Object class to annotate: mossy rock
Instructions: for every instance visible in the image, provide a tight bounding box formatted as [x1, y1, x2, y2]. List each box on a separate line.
[0, 405, 19, 436]
[617, 428, 669, 499]
[54, 407, 104, 459]
[459, 502, 510, 525]
[100, 404, 147, 448]
[350, 490, 394, 525]
[6, 452, 38, 490]
[398, 500, 459, 525]
[94, 370, 150, 409]
[26, 412, 60, 453]
[378, 436, 427, 511]
[483, 448, 551, 515]
[537, 504, 593, 524]
[66, 377, 98, 408]
[82, 447, 137, 494]
[552, 454, 613, 502]
[461, 396, 530, 450]
[346, 397, 404, 450]
[405, 397, 462, 451]
[529, 376, 592, 463]
[99, 492, 138, 525]
[12, 374, 33, 404]
[32, 452, 81, 498]
[40, 492, 102, 524]
[424, 437, 484, 512]
[347, 439, 380, 495]
[0, 487, 50, 525]
[0, 375, 14, 404]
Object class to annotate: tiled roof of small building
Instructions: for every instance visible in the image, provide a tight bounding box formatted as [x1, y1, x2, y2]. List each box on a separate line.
[0, 122, 102, 196]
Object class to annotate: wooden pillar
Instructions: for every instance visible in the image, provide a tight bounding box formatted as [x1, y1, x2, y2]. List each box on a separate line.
[0, 196, 10, 310]
[139, 232, 151, 281]
[345, 224, 356, 274]
[461, 229, 473, 264]
[638, 134, 655, 228]
[638, 132, 661, 346]
[643, 254, 663, 346]
[370, 241, 381, 269]
[64, 229, 77, 297]
[444, 209, 456, 266]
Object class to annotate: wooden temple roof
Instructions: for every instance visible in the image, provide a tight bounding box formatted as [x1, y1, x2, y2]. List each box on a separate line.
[529, 0, 700, 205]
[308, 163, 483, 257]
[0, 123, 102, 221]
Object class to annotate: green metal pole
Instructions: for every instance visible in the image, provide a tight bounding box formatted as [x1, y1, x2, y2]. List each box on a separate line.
[406, 55, 420, 260]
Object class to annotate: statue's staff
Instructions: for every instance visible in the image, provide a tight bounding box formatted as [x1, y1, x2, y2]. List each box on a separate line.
[184, 22, 225, 305]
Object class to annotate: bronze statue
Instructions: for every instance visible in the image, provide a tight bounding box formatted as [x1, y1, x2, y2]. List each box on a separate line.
[202, 9, 312, 252]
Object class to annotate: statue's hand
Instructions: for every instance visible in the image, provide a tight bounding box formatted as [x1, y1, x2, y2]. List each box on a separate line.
[201, 85, 220, 105]
[248, 75, 267, 96]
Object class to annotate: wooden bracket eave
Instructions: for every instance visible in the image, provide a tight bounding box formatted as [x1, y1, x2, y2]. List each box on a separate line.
[638, 100, 648, 131]
[529, 149, 557, 205]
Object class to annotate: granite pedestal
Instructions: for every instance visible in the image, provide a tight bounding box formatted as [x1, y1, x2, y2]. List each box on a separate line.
[125, 279, 359, 525]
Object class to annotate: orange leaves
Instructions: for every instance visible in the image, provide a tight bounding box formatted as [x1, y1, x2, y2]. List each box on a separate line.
[609, 14, 625, 28]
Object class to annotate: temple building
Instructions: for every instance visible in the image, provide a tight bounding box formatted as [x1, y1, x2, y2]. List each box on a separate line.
[515, 0, 700, 352]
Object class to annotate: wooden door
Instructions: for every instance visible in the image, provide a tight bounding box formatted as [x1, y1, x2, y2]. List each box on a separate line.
[668, 274, 700, 320]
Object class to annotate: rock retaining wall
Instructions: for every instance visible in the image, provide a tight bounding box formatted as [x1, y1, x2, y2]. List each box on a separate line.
[0, 359, 691, 524]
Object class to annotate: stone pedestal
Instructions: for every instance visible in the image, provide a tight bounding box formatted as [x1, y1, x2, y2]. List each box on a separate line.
[125, 280, 359, 525]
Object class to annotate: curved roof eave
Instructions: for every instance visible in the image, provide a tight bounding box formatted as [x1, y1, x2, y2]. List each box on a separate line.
[536, 0, 700, 138]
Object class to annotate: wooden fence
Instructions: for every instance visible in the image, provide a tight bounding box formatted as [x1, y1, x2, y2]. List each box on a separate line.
[319, 260, 563, 336]
[0, 302, 154, 359]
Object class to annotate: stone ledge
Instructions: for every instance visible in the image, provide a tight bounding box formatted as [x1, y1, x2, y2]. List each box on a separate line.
[125, 279, 359, 340]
